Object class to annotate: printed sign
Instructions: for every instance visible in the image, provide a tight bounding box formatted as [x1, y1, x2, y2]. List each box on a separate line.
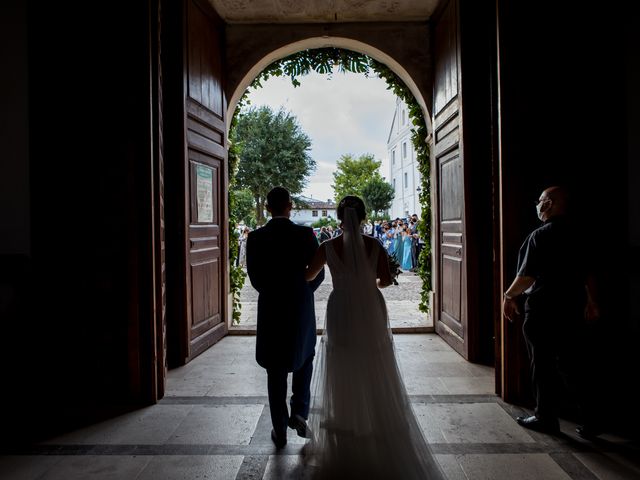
[196, 165, 213, 223]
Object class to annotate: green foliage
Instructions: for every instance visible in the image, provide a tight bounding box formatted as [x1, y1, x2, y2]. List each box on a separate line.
[234, 188, 257, 228]
[311, 216, 338, 228]
[231, 106, 315, 225]
[332, 153, 382, 203]
[361, 177, 395, 217]
[231, 47, 432, 313]
[255, 48, 372, 88]
[228, 129, 246, 325]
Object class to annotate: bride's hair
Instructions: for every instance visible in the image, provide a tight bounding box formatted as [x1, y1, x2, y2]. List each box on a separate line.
[337, 195, 366, 222]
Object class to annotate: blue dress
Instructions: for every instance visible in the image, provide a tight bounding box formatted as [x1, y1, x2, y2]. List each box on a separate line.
[386, 229, 396, 255]
[401, 234, 413, 270]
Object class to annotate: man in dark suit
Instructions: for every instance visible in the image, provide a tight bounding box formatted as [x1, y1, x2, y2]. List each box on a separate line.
[246, 187, 325, 448]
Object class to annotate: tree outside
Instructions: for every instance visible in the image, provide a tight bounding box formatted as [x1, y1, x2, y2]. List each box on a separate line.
[234, 188, 257, 228]
[332, 153, 383, 203]
[361, 177, 395, 219]
[311, 216, 338, 228]
[231, 106, 315, 225]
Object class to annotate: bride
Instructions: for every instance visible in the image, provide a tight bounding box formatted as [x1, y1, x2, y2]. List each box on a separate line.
[304, 196, 444, 479]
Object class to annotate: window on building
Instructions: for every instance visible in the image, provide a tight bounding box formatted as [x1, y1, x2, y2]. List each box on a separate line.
[402, 142, 407, 158]
[392, 150, 396, 165]
[401, 110, 406, 125]
[393, 178, 396, 190]
[322, 210, 327, 217]
[404, 172, 408, 189]
[312, 210, 318, 217]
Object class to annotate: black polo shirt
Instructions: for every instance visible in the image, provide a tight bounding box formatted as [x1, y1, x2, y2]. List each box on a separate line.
[516, 215, 588, 313]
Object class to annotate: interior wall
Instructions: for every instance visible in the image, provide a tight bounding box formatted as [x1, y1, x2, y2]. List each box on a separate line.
[225, 22, 433, 117]
[1, 0, 157, 444]
[0, 0, 29, 256]
[628, 9, 640, 335]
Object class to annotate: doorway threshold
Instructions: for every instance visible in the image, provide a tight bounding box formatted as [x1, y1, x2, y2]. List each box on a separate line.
[227, 326, 435, 335]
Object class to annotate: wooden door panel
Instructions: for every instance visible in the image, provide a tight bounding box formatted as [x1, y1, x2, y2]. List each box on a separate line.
[190, 258, 220, 334]
[433, 0, 467, 357]
[441, 256, 462, 331]
[437, 150, 465, 343]
[440, 155, 462, 219]
[187, 0, 223, 116]
[182, 0, 227, 362]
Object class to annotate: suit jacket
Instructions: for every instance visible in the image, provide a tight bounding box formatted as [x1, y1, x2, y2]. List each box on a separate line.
[246, 218, 325, 371]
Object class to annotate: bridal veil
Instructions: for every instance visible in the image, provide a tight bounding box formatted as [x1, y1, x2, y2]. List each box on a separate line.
[305, 207, 445, 479]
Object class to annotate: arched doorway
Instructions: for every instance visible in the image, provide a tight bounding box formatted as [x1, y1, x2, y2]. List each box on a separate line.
[227, 50, 432, 333]
[160, 0, 499, 405]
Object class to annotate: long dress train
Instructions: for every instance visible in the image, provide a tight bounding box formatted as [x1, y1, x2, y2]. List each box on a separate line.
[305, 208, 444, 480]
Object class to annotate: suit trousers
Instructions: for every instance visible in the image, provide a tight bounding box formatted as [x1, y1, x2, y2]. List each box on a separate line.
[266, 354, 314, 436]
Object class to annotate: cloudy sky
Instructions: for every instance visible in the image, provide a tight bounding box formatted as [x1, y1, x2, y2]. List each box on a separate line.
[244, 69, 397, 202]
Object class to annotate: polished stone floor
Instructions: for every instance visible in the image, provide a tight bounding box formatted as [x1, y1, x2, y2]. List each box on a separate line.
[1, 335, 639, 479]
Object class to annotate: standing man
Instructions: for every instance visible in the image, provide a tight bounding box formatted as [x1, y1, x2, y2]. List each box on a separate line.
[503, 186, 600, 434]
[246, 187, 325, 448]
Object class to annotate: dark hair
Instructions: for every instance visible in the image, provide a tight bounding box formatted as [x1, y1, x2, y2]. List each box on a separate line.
[266, 186, 291, 214]
[337, 195, 366, 222]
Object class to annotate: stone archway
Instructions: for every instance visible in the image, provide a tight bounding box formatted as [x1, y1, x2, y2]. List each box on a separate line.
[225, 37, 436, 332]
[224, 25, 434, 132]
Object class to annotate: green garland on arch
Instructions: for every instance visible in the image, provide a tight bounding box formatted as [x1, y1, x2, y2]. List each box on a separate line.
[230, 47, 432, 317]
[228, 113, 246, 325]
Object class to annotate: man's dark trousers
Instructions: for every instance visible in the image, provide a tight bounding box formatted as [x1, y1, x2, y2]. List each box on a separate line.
[267, 354, 314, 437]
[522, 306, 582, 422]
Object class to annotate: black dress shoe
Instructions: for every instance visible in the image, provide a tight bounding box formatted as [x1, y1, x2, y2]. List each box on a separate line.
[516, 415, 560, 433]
[271, 429, 286, 449]
[288, 414, 312, 439]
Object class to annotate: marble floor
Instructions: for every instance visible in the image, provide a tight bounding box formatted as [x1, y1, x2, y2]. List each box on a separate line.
[1, 335, 639, 479]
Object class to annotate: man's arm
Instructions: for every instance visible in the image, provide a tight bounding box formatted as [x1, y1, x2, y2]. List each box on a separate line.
[306, 243, 326, 283]
[503, 275, 536, 322]
[245, 234, 264, 292]
[305, 229, 325, 291]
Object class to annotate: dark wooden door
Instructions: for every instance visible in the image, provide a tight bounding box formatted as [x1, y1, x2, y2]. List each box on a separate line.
[432, 0, 467, 358]
[184, 0, 227, 361]
[164, 0, 227, 366]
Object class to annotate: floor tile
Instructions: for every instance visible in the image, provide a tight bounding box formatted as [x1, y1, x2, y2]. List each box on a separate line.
[40, 455, 150, 480]
[403, 375, 450, 395]
[0, 455, 62, 480]
[575, 452, 640, 480]
[168, 404, 263, 445]
[457, 453, 572, 480]
[435, 454, 469, 480]
[137, 455, 243, 480]
[439, 376, 496, 395]
[43, 405, 193, 445]
[263, 454, 310, 480]
[413, 403, 536, 443]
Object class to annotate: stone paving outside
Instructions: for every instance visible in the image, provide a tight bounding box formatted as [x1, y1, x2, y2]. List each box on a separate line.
[233, 267, 432, 331]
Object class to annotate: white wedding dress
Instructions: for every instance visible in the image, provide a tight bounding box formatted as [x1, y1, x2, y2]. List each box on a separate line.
[305, 208, 445, 479]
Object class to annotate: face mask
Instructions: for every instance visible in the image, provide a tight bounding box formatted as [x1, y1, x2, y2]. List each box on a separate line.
[536, 200, 549, 221]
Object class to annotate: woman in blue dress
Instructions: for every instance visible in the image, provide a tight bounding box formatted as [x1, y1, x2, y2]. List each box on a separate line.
[401, 229, 413, 271]
[393, 223, 404, 263]
[386, 225, 396, 256]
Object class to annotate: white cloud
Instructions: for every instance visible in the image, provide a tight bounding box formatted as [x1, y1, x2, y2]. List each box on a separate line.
[244, 69, 396, 201]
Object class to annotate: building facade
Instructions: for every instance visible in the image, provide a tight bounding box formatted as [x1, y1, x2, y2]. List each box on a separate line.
[290, 196, 337, 226]
[387, 97, 421, 220]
